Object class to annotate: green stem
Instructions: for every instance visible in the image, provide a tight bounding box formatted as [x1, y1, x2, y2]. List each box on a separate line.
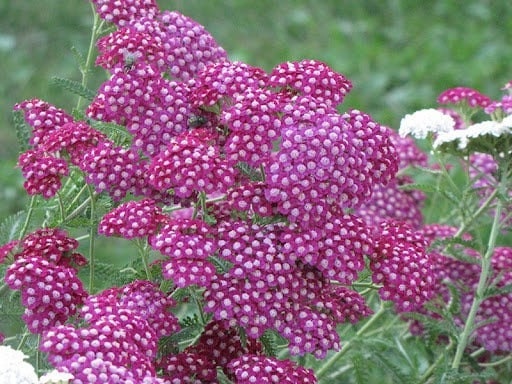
[452, 187, 499, 239]
[86, 185, 96, 292]
[64, 195, 92, 222]
[67, 183, 89, 213]
[16, 330, 30, 350]
[478, 354, 512, 367]
[316, 303, 388, 381]
[451, 197, 503, 370]
[19, 195, 36, 240]
[56, 192, 65, 223]
[418, 341, 454, 383]
[77, 4, 102, 111]
[350, 282, 382, 290]
[136, 239, 152, 280]
[0, 283, 9, 296]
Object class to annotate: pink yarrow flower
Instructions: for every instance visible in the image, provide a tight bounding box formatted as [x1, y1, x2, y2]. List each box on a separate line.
[17, 150, 69, 199]
[437, 86, 492, 108]
[370, 221, 434, 312]
[268, 59, 352, 107]
[13, 99, 73, 149]
[98, 198, 167, 239]
[5, 256, 87, 334]
[227, 355, 317, 384]
[150, 218, 217, 287]
[91, 0, 159, 27]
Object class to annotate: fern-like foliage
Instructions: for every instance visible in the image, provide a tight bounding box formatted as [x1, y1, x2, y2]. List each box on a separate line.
[351, 353, 371, 384]
[371, 349, 414, 384]
[431, 367, 494, 384]
[216, 368, 234, 384]
[70, 46, 87, 73]
[12, 110, 31, 153]
[259, 329, 281, 357]
[208, 255, 233, 274]
[235, 162, 264, 182]
[166, 321, 204, 351]
[0, 290, 25, 334]
[89, 120, 132, 146]
[51, 76, 96, 101]
[0, 211, 27, 244]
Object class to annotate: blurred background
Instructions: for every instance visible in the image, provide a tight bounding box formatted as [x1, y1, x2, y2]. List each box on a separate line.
[0, 0, 511, 224]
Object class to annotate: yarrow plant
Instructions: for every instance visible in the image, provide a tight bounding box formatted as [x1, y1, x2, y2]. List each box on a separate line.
[1, 1, 512, 383]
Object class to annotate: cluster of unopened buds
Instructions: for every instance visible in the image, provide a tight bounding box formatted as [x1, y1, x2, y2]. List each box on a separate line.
[2, 0, 512, 382]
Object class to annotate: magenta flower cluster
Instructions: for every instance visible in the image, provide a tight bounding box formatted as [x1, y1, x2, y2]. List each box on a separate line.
[2, 0, 451, 382]
[3, 229, 87, 334]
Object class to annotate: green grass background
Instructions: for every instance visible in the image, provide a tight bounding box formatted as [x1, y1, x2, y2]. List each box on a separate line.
[0, 0, 511, 249]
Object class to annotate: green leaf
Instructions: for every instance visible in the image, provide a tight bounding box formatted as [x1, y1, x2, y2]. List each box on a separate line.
[167, 322, 204, 350]
[216, 368, 234, 384]
[371, 350, 413, 384]
[235, 162, 264, 181]
[208, 255, 233, 274]
[260, 329, 281, 357]
[398, 182, 440, 194]
[485, 283, 512, 298]
[445, 282, 462, 315]
[89, 120, 132, 146]
[78, 262, 129, 292]
[351, 353, 371, 384]
[432, 368, 494, 384]
[0, 211, 27, 244]
[51, 76, 96, 101]
[410, 165, 444, 176]
[12, 110, 31, 153]
[71, 46, 87, 72]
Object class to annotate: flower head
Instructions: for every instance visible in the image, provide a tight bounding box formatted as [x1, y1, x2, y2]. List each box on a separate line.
[191, 60, 268, 108]
[38, 370, 74, 384]
[204, 219, 372, 358]
[41, 121, 107, 166]
[227, 355, 317, 384]
[269, 59, 352, 107]
[433, 115, 512, 151]
[91, 0, 159, 27]
[437, 86, 492, 108]
[87, 63, 191, 156]
[13, 99, 73, 149]
[399, 108, 455, 139]
[98, 198, 167, 239]
[13, 228, 84, 267]
[17, 150, 69, 199]
[222, 88, 281, 167]
[80, 141, 140, 201]
[148, 129, 236, 199]
[370, 221, 434, 312]
[0, 345, 38, 384]
[41, 281, 180, 382]
[158, 10, 228, 81]
[265, 111, 397, 227]
[5, 256, 87, 334]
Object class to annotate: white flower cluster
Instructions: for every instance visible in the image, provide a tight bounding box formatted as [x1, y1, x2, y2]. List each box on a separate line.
[433, 115, 512, 150]
[39, 370, 74, 384]
[0, 345, 38, 384]
[399, 108, 455, 139]
[0, 345, 74, 384]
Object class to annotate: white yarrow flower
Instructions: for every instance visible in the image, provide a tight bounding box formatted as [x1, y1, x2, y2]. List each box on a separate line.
[0, 345, 38, 384]
[433, 130, 469, 150]
[433, 117, 512, 150]
[399, 108, 455, 139]
[39, 369, 74, 384]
